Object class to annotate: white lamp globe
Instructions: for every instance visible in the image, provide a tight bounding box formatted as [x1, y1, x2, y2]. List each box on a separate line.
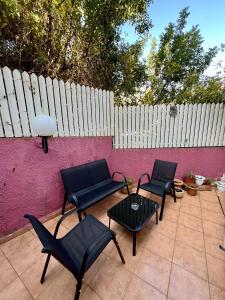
[31, 114, 56, 136]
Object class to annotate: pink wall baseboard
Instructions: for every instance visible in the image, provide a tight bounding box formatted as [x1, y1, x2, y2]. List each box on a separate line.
[0, 136, 224, 237]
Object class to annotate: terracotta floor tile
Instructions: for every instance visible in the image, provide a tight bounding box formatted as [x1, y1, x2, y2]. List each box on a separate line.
[204, 235, 225, 262]
[84, 252, 107, 285]
[7, 237, 43, 275]
[180, 204, 202, 218]
[81, 286, 101, 300]
[173, 242, 208, 280]
[203, 220, 225, 240]
[134, 248, 171, 295]
[148, 219, 177, 239]
[176, 225, 205, 252]
[163, 208, 179, 223]
[1, 231, 35, 258]
[108, 233, 145, 272]
[20, 255, 63, 299]
[37, 268, 88, 300]
[145, 231, 174, 261]
[165, 198, 180, 211]
[200, 191, 218, 202]
[0, 250, 18, 291]
[31, 219, 58, 237]
[207, 254, 225, 290]
[0, 278, 33, 300]
[178, 212, 203, 232]
[201, 200, 222, 213]
[201, 208, 225, 226]
[210, 284, 225, 300]
[54, 213, 79, 230]
[168, 264, 210, 300]
[88, 256, 132, 300]
[180, 195, 200, 207]
[124, 274, 166, 300]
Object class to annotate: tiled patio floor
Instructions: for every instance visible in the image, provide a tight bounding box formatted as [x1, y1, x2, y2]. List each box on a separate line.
[0, 190, 225, 300]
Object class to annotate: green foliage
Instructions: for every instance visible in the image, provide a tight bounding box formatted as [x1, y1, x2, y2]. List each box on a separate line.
[142, 7, 225, 105]
[0, 0, 152, 94]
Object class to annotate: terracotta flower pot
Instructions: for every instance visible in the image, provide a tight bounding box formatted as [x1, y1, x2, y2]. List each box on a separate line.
[183, 177, 195, 185]
[186, 184, 198, 196]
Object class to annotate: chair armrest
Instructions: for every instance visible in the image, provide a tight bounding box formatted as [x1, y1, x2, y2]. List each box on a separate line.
[67, 193, 79, 207]
[53, 207, 77, 238]
[137, 173, 150, 187]
[112, 171, 127, 184]
[80, 230, 112, 274]
[165, 180, 174, 190]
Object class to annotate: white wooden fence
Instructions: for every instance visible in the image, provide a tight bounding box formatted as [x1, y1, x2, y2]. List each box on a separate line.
[0, 67, 224, 149]
[113, 104, 225, 148]
[0, 67, 114, 137]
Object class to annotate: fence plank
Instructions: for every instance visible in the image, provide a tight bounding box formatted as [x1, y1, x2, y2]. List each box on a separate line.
[102, 90, 107, 136]
[110, 92, 114, 136]
[95, 88, 100, 136]
[46, 77, 58, 137]
[144, 105, 149, 148]
[139, 105, 145, 148]
[65, 82, 75, 136]
[59, 80, 69, 136]
[38, 75, 49, 115]
[119, 106, 123, 148]
[98, 89, 104, 136]
[13, 69, 30, 137]
[206, 103, 215, 145]
[90, 87, 96, 136]
[123, 106, 127, 148]
[201, 104, 210, 147]
[30, 73, 42, 116]
[127, 106, 132, 148]
[218, 105, 225, 146]
[164, 105, 170, 147]
[3, 67, 22, 137]
[197, 103, 206, 146]
[214, 103, 224, 146]
[86, 86, 92, 136]
[156, 105, 161, 148]
[81, 85, 88, 136]
[176, 104, 183, 147]
[210, 103, 220, 146]
[185, 104, 192, 147]
[132, 106, 136, 148]
[53, 78, 64, 136]
[0, 69, 13, 137]
[71, 83, 79, 136]
[114, 106, 118, 148]
[135, 106, 140, 148]
[76, 84, 84, 136]
[168, 106, 174, 147]
[147, 106, 153, 148]
[106, 91, 111, 136]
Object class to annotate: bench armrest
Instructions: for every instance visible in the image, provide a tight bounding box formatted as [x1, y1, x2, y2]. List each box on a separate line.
[137, 173, 150, 186]
[54, 207, 77, 238]
[112, 171, 127, 183]
[165, 180, 174, 190]
[67, 193, 79, 207]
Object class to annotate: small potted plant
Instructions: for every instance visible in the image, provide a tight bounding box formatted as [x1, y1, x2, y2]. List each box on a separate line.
[121, 176, 133, 194]
[186, 183, 198, 196]
[175, 187, 184, 198]
[183, 172, 195, 185]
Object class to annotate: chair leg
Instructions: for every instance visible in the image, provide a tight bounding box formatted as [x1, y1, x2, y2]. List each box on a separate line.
[159, 194, 166, 221]
[61, 196, 67, 215]
[74, 279, 83, 300]
[112, 236, 125, 264]
[172, 185, 176, 203]
[40, 254, 51, 284]
[78, 211, 82, 222]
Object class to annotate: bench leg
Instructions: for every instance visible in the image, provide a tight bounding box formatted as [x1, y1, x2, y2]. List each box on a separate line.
[78, 211, 82, 222]
[61, 195, 67, 215]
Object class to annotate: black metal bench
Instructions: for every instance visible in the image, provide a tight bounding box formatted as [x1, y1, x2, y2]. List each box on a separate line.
[60, 159, 128, 221]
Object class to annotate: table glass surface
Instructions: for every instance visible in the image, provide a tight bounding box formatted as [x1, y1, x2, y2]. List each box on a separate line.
[107, 193, 160, 231]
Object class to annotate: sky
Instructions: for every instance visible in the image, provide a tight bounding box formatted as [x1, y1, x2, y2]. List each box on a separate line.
[121, 0, 225, 75]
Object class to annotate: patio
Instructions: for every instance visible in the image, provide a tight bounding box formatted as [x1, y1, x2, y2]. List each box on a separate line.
[0, 189, 224, 300]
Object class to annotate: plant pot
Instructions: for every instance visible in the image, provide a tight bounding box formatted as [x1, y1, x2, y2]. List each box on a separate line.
[183, 177, 195, 185]
[186, 184, 198, 196]
[120, 185, 133, 194]
[175, 188, 184, 198]
[195, 175, 205, 186]
[216, 181, 225, 192]
[174, 179, 183, 188]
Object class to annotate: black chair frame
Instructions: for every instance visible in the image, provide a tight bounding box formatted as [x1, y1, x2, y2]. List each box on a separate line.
[25, 209, 125, 300]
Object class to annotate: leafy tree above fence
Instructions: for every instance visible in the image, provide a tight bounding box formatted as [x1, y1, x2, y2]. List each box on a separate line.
[0, 0, 152, 96]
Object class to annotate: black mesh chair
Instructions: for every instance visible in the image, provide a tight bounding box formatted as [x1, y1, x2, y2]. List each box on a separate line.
[24, 209, 125, 300]
[136, 160, 177, 221]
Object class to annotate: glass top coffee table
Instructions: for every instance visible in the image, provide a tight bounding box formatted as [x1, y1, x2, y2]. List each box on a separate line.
[107, 193, 160, 256]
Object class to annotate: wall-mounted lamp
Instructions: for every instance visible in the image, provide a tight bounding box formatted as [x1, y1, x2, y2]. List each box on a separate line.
[31, 114, 57, 153]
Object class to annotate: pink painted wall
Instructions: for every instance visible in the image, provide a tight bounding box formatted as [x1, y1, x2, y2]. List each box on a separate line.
[111, 147, 225, 182]
[0, 136, 224, 237]
[0, 137, 112, 237]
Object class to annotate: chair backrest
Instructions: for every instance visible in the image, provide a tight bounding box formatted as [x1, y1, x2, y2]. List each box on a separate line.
[24, 214, 78, 275]
[60, 159, 111, 195]
[151, 160, 177, 183]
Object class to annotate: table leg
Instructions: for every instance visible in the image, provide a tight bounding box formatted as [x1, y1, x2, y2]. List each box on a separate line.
[133, 232, 136, 256]
[156, 210, 158, 224]
[109, 217, 111, 229]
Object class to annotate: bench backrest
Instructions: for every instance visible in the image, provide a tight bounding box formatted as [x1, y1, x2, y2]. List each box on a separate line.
[60, 159, 111, 195]
[151, 159, 177, 183]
